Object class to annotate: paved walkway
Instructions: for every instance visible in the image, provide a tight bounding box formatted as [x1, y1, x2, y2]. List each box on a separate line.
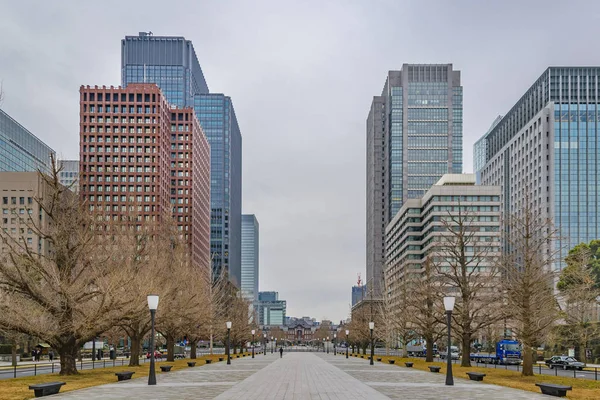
[53, 353, 547, 399]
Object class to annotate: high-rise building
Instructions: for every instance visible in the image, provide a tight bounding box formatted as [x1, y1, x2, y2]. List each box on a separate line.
[257, 291, 286, 327]
[366, 64, 462, 296]
[58, 160, 80, 192]
[476, 67, 600, 270]
[473, 115, 502, 183]
[170, 108, 211, 270]
[351, 285, 366, 307]
[79, 84, 211, 269]
[0, 109, 55, 173]
[385, 174, 501, 311]
[122, 33, 242, 286]
[241, 214, 259, 302]
[121, 32, 209, 107]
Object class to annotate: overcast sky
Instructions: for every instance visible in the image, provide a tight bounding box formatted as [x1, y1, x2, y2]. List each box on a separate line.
[1, 0, 599, 322]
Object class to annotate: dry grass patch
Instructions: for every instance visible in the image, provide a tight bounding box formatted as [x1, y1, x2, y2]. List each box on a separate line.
[0, 353, 244, 400]
[376, 356, 600, 400]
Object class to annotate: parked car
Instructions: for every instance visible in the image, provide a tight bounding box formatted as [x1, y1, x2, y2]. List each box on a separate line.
[545, 356, 585, 370]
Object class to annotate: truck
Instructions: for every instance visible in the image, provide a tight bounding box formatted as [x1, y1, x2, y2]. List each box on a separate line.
[439, 346, 460, 360]
[469, 340, 521, 365]
[406, 342, 438, 357]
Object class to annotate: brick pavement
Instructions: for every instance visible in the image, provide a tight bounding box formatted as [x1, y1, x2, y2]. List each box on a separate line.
[52, 352, 548, 399]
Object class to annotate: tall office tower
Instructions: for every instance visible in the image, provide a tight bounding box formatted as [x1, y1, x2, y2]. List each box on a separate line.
[473, 115, 502, 184]
[58, 160, 80, 192]
[79, 84, 172, 228]
[170, 108, 211, 270]
[0, 109, 55, 172]
[351, 285, 366, 307]
[121, 32, 209, 107]
[122, 33, 243, 287]
[477, 67, 600, 270]
[257, 291, 287, 327]
[241, 214, 259, 302]
[366, 64, 462, 296]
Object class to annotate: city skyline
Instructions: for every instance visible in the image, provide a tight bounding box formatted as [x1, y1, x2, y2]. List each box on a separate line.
[3, 0, 600, 322]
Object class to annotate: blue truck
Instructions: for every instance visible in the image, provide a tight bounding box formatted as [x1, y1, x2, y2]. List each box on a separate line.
[469, 340, 522, 365]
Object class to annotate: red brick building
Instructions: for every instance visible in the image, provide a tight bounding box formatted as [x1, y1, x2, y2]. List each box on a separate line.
[79, 84, 210, 270]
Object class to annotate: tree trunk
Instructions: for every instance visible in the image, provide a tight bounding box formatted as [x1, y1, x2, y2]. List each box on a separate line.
[191, 341, 197, 359]
[11, 342, 17, 366]
[166, 334, 175, 362]
[209, 331, 213, 355]
[401, 338, 408, 358]
[58, 340, 79, 375]
[129, 335, 141, 366]
[522, 345, 534, 376]
[425, 334, 434, 362]
[461, 332, 472, 367]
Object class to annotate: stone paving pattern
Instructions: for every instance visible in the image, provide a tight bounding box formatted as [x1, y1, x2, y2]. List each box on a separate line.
[53, 352, 548, 399]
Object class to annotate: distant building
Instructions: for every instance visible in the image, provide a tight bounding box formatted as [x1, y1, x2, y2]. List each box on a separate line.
[58, 160, 79, 192]
[0, 108, 54, 173]
[473, 115, 502, 184]
[351, 285, 366, 307]
[241, 214, 259, 302]
[257, 291, 286, 326]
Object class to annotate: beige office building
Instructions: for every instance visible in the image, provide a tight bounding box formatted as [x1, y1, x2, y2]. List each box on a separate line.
[384, 174, 501, 309]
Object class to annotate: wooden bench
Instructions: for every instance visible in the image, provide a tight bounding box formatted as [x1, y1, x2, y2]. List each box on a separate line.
[205, 359, 212, 364]
[535, 383, 572, 397]
[466, 372, 486, 381]
[388, 359, 395, 364]
[115, 371, 135, 381]
[160, 365, 173, 372]
[405, 362, 413, 368]
[29, 382, 65, 397]
[428, 366, 441, 373]
[187, 362, 196, 367]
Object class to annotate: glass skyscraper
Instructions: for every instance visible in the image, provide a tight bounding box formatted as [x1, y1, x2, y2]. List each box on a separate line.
[477, 67, 600, 270]
[121, 32, 242, 286]
[0, 108, 55, 173]
[366, 64, 462, 296]
[241, 214, 259, 302]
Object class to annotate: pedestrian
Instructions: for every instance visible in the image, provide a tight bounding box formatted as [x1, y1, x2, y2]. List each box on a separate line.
[49, 350, 54, 362]
[279, 347, 283, 358]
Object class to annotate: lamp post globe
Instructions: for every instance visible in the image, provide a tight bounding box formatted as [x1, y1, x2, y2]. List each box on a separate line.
[369, 322, 375, 365]
[147, 295, 159, 386]
[345, 330, 349, 359]
[443, 296, 456, 386]
[226, 321, 232, 365]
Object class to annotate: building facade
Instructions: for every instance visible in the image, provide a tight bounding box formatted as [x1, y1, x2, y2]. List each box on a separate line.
[0, 109, 55, 173]
[0, 172, 51, 256]
[241, 214, 259, 302]
[367, 64, 463, 297]
[476, 67, 600, 269]
[385, 174, 501, 310]
[351, 285, 366, 307]
[122, 33, 242, 286]
[473, 115, 503, 184]
[170, 108, 211, 270]
[121, 32, 209, 108]
[58, 160, 80, 192]
[257, 291, 286, 327]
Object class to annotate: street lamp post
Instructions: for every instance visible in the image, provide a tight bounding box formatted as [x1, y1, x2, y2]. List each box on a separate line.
[322, 338, 325, 352]
[226, 321, 232, 365]
[263, 333, 267, 355]
[345, 330, 349, 359]
[274, 338, 277, 354]
[369, 322, 375, 365]
[271, 337, 274, 354]
[334, 334, 337, 355]
[326, 337, 329, 354]
[147, 295, 159, 386]
[251, 329, 255, 359]
[443, 296, 456, 386]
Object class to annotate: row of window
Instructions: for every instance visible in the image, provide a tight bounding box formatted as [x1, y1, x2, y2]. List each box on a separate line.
[2, 197, 33, 205]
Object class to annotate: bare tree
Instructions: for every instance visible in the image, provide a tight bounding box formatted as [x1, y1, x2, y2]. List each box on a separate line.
[499, 205, 561, 376]
[0, 161, 132, 374]
[433, 207, 503, 367]
[406, 256, 445, 362]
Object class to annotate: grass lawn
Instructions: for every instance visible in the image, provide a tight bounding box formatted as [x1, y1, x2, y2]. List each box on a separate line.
[353, 354, 600, 400]
[0, 352, 250, 400]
